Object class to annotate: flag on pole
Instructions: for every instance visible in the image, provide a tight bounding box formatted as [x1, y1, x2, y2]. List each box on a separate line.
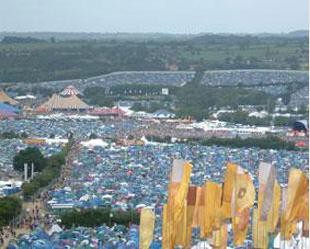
[185, 186, 197, 247]
[252, 208, 269, 249]
[163, 159, 192, 249]
[221, 163, 238, 219]
[258, 162, 276, 221]
[203, 181, 223, 238]
[267, 181, 281, 233]
[139, 208, 155, 249]
[212, 223, 228, 249]
[281, 168, 308, 240]
[162, 204, 172, 249]
[285, 168, 308, 222]
[192, 186, 204, 229]
[231, 166, 255, 246]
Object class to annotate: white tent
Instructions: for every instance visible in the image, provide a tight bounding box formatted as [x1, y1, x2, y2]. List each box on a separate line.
[79, 194, 90, 201]
[81, 139, 108, 148]
[135, 204, 146, 209]
[191, 242, 212, 249]
[102, 194, 113, 199]
[47, 224, 63, 236]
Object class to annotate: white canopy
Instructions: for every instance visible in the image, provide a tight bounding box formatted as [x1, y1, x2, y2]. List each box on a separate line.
[81, 139, 108, 148]
[47, 224, 63, 236]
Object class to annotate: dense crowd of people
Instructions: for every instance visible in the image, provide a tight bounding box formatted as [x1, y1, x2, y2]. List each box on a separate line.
[200, 69, 308, 86]
[0, 115, 307, 248]
[84, 71, 196, 88]
[289, 86, 309, 107]
[7, 70, 309, 103]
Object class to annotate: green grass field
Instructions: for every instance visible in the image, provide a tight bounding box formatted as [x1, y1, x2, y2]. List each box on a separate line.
[0, 35, 308, 83]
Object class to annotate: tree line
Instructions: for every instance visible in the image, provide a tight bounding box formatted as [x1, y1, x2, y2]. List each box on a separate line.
[0, 197, 22, 228]
[0, 131, 28, 139]
[0, 34, 307, 83]
[175, 83, 275, 121]
[146, 135, 299, 151]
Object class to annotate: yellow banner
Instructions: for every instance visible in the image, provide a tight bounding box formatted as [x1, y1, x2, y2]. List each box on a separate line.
[221, 163, 238, 219]
[139, 208, 155, 249]
[203, 181, 223, 238]
[252, 209, 269, 249]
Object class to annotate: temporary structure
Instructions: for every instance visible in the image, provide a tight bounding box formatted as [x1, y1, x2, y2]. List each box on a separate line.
[60, 85, 82, 96]
[88, 107, 125, 117]
[0, 90, 18, 105]
[0, 102, 19, 119]
[47, 224, 63, 236]
[37, 94, 90, 112]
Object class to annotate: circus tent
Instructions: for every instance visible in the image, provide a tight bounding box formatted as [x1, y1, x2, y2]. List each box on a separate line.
[37, 94, 90, 112]
[60, 85, 82, 96]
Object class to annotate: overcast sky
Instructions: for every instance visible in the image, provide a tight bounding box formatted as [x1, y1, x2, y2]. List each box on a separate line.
[0, 0, 308, 34]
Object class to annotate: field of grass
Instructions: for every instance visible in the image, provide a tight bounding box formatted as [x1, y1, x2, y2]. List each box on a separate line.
[0, 34, 308, 83]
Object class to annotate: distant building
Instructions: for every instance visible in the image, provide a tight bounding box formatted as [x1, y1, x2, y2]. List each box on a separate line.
[292, 120, 308, 135]
[15, 94, 37, 107]
[162, 88, 169, 95]
[248, 111, 269, 118]
[118, 101, 133, 108]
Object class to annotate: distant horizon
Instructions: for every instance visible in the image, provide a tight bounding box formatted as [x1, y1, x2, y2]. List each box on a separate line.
[0, 29, 308, 35]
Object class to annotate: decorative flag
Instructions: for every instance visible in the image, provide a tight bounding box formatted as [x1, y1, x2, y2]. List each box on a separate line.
[267, 181, 281, 233]
[192, 186, 205, 230]
[295, 181, 309, 223]
[252, 208, 269, 249]
[192, 186, 201, 228]
[139, 208, 155, 249]
[172, 161, 192, 228]
[285, 168, 308, 222]
[212, 223, 228, 249]
[221, 163, 238, 219]
[231, 169, 256, 215]
[280, 187, 287, 214]
[163, 159, 192, 249]
[162, 204, 172, 249]
[203, 181, 223, 238]
[231, 166, 255, 246]
[281, 168, 308, 241]
[256, 162, 281, 248]
[185, 186, 197, 247]
[258, 162, 276, 221]
[232, 207, 251, 246]
[175, 201, 187, 247]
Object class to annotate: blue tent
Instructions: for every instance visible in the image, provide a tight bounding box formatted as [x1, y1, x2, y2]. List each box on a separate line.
[0, 102, 20, 113]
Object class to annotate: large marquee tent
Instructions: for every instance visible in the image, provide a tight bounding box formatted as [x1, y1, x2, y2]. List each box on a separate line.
[37, 94, 90, 112]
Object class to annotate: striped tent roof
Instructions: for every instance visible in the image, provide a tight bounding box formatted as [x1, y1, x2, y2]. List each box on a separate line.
[60, 85, 81, 96]
[0, 90, 19, 105]
[37, 94, 89, 112]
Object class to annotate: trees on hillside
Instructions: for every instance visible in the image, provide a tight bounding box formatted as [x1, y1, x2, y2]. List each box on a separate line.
[13, 147, 47, 173]
[0, 197, 22, 228]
